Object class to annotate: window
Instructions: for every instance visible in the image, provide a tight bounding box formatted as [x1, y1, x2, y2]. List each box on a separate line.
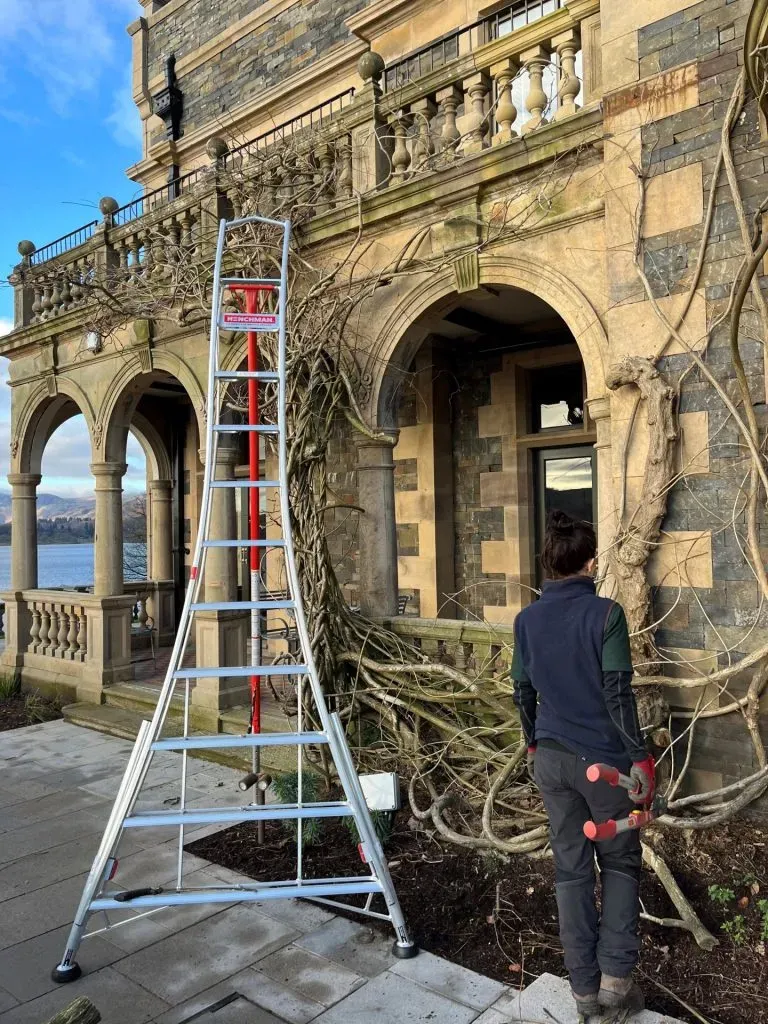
[487, 0, 561, 40]
[530, 362, 585, 431]
[535, 446, 596, 579]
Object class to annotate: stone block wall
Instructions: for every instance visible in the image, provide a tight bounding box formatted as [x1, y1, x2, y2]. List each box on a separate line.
[631, 0, 768, 793]
[147, 0, 368, 136]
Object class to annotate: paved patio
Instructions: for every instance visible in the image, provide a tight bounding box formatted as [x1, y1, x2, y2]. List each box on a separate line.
[0, 721, 682, 1024]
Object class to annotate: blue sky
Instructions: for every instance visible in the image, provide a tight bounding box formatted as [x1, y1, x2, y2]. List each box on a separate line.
[0, 0, 145, 496]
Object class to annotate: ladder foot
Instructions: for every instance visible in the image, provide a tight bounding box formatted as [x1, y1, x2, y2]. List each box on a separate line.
[51, 962, 82, 984]
[391, 941, 418, 960]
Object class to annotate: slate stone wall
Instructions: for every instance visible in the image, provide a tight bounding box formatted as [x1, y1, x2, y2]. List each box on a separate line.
[148, 0, 367, 137]
[638, 0, 768, 799]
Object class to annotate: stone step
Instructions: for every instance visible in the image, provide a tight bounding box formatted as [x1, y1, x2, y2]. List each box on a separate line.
[62, 702, 303, 776]
[481, 972, 684, 1024]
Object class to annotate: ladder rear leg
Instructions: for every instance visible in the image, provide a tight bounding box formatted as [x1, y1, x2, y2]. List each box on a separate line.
[52, 721, 154, 982]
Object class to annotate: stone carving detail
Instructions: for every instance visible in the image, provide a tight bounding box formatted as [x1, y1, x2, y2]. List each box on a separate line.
[9, 437, 18, 459]
[347, 365, 373, 407]
[93, 421, 104, 450]
[138, 347, 153, 374]
[453, 252, 480, 294]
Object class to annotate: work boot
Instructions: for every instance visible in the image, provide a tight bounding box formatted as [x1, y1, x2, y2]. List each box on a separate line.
[599, 974, 645, 1015]
[573, 989, 601, 1020]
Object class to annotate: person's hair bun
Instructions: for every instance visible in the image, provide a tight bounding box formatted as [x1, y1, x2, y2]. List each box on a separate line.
[546, 510, 576, 535]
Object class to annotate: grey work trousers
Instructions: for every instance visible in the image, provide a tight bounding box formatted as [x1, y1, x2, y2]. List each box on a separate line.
[534, 743, 642, 996]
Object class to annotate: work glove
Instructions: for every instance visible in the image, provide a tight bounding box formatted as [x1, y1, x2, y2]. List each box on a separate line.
[526, 745, 537, 782]
[630, 755, 656, 806]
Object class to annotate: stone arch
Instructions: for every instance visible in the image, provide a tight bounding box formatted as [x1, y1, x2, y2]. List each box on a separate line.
[14, 377, 97, 475]
[369, 254, 608, 429]
[130, 411, 172, 481]
[97, 350, 207, 464]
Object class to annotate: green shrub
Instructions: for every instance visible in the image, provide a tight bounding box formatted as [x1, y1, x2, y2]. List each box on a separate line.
[721, 915, 747, 945]
[0, 674, 20, 700]
[270, 770, 323, 847]
[707, 885, 735, 907]
[344, 809, 394, 847]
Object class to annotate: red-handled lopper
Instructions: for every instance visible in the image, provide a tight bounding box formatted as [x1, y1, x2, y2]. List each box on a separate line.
[582, 762, 666, 842]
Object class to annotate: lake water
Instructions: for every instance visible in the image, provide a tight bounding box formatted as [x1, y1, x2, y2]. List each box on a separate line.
[0, 544, 146, 590]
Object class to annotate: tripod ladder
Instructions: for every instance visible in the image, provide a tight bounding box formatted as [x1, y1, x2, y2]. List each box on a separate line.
[53, 214, 416, 983]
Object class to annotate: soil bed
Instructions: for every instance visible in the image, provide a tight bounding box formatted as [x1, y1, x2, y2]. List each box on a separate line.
[188, 811, 768, 1024]
[0, 694, 63, 732]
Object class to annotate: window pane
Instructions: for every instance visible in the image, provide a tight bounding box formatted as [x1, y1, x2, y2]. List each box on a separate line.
[531, 363, 584, 431]
[544, 456, 593, 524]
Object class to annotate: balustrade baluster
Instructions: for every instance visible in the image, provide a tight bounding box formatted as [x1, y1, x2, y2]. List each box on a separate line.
[521, 45, 550, 133]
[313, 143, 335, 213]
[47, 608, 60, 655]
[60, 273, 72, 312]
[180, 211, 193, 252]
[336, 137, 353, 201]
[50, 278, 62, 316]
[553, 29, 581, 120]
[491, 59, 519, 145]
[31, 286, 43, 322]
[67, 607, 78, 657]
[459, 73, 491, 154]
[389, 110, 413, 180]
[436, 84, 463, 161]
[71, 261, 84, 304]
[410, 98, 436, 172]
[29, 605, 41, 653]
[57, 609, 69, 658]
[41, 284, 53, 320]
[76, 609, 87, 660]
[39, 606, 51, 654]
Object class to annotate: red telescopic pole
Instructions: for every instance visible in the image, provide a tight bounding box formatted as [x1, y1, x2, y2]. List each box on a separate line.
[245, 289, 261, 741]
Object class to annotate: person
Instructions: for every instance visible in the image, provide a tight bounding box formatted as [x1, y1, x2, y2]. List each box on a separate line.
[511, 510, 655, 1021]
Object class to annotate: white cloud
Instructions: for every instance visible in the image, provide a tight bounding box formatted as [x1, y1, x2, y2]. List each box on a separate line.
[106, 66, 143, 149]
[0, 0, 141, 114]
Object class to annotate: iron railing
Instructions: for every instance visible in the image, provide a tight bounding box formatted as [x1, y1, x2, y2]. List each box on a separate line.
[113, 167, 207, 227]
[30, 221, 99, 266]
[222, 89, 356, 168]
[383, 0, 563, 91]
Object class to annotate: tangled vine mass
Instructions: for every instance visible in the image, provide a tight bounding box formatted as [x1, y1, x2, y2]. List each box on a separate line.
[18, 59, 768, 948]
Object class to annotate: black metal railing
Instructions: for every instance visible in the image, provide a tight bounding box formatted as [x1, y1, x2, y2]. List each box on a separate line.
[113, 167, 206, 227]
[30, 221, 99, 266]
[223, 88, 356, 167]
[383, 0, 563, 91]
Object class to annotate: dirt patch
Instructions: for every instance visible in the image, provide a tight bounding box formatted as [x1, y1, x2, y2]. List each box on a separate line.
[0, 694, 63, 732]
[188, 812, 768, 1024]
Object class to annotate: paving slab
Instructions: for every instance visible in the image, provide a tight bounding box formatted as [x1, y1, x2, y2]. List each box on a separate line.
[0, 925, 123, 1003]
[0, 777, 65, 808]
[113, 904, 299, 1004]
[390, 948, 507, 1010]
[255, 944, 365, 1006]
[295, 916, 394, 978]
[186, 996, 285, 1023]
[0, 990, 17, 1015]
[0, 809, 108, 869]
[0, 965, 170, 1024]
[0, 788, 111, 832]
[310, 969, 478, 1024]
[510, 973, 682, 1024]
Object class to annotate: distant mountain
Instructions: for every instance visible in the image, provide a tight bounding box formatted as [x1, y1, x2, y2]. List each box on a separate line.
[0, 491, 145, 524]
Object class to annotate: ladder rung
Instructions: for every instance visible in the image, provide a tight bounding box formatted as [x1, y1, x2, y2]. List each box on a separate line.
[213, 424, 279, 434]
[173, 665, 308, 680]
[91, 878, 382, 912]
[215, 371, 280, 381]
[124, 802, 354, 828]
[220, 277, 281, 287]
[191, 600, 295, 612]
[202, 539, 285, 548]
[210, 480, 280, 489]
[152, 732, 326, 751]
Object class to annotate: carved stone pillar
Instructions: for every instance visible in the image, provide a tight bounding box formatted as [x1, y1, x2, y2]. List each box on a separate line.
[410, 97, 436, 171]
[436, 84, 462, 160]
[148, 479, 175, 646]
[521, 45, 550, 134]
[9, 472, 40, 591]
[553, 29, 581, 121]
[491, 59, 519, 145]
[356, 433, 398, 617]
[389, 110, 413, 179]
[459, 73, 491, 154]
[92, 462, 126, 597]
[193, 443, 248, 722]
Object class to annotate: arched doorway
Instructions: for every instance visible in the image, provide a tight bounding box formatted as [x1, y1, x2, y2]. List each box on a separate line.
[378, 281, 604, 624]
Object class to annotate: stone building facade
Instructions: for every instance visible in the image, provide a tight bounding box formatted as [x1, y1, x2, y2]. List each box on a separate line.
[3, 0, 768, 798]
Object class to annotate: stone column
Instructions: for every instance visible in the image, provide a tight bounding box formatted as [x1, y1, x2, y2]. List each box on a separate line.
[193, 443, 248, 725]
[356, 434, 399, 617]
[0, 472, 41, 673]
[8, 472, 40, 591]
[92, 462, 126, 597]
[587, 396, 617, 598]
[149, 479, 173, 580]
[147, 479, 175, 645]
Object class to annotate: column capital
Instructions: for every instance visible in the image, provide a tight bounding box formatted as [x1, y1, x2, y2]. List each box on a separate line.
[354, 430, 399, 452]
[586, 396, 611, 422]
[90, 461, 127, 479]
[149, 478, 173, 497]
[7, 472, 41, 488]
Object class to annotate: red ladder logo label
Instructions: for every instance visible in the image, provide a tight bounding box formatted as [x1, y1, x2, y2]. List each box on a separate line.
[221, 311, 280, 331]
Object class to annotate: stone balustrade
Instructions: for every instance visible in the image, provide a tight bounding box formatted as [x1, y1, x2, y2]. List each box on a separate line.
[28, 595, 89, 662]
[381, 615, 515, 677]
[376, 1, 595, 180]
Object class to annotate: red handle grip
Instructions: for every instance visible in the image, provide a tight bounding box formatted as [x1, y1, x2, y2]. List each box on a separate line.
[584, 818, 618, 841]
[586, 763, 637, 792]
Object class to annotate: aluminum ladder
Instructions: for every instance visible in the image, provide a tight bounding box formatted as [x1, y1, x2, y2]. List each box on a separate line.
[53, 214, 416, 983]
